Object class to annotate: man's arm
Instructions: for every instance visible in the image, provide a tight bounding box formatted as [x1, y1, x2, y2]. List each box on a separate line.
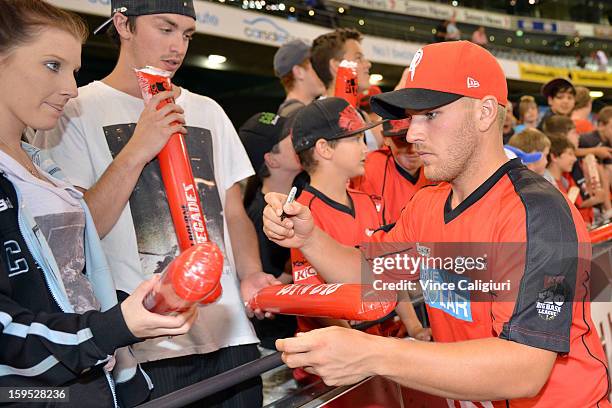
[302, 229, 363, 283]
[83, 89, 186, 237]
[81, 151, 147, 237]
[575, 146, 612, 160]
[225, 184, 280, 312]
[377, 334, 555, 400]
[278, 327, 556, 401]
[225, 183, 265, 280]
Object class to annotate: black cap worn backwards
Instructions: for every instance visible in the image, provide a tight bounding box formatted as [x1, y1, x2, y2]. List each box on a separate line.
[94, 0, 196, 35]
[239, 113, 288, 172]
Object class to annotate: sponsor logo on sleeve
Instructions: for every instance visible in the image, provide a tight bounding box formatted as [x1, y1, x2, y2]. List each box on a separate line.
[536, 276, 567, 321]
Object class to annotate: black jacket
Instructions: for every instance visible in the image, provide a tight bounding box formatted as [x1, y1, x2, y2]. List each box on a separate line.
[0, 173, 150, 407]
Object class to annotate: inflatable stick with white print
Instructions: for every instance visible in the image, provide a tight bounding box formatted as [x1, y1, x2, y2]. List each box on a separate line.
[247, 283, 397, 321]
[135, 66, 223, 312]
[334, 60, 359, 108]
[143, 243, 223, 315]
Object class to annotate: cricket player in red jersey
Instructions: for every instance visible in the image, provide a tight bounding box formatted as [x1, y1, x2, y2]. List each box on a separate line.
[290, 97, 429, 340]
[263, 41, 611, 407]
[353, 118, 431, 223]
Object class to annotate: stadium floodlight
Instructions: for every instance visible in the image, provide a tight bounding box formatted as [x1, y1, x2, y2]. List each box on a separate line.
[369, 74, 383, 84]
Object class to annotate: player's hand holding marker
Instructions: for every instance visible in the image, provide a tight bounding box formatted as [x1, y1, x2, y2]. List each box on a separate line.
[279, 186, 297, 221]
[263, 188, 315, 249]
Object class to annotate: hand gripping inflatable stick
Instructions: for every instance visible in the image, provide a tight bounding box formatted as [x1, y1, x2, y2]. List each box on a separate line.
[135, 66, 222, 313]
[247, 283, 397, 321]
[135, 66, 211, 250]
[143, 243, 224, 315]
[334, 60, 359, 108]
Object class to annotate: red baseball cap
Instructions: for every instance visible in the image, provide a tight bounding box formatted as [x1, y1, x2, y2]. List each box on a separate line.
[371, 41, 508, 119]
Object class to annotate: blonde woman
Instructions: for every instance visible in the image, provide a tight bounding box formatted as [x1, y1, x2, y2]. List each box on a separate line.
[0, 1, 196, 406]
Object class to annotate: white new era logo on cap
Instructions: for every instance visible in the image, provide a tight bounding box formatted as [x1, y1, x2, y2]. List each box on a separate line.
[467, 77, 480, 88]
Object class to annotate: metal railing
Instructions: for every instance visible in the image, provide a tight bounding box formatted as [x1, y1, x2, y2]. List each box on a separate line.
[137, 294, 428, 407]
[138, 352, 284, 408]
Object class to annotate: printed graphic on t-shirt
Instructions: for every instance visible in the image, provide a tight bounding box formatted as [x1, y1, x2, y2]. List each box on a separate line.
[421, 268, 473, 322]
[35, 211, 100, 313]
[103, 124, 227, 275]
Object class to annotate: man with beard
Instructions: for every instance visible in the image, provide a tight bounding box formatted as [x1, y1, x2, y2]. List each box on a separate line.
[262, 41, 610, 407]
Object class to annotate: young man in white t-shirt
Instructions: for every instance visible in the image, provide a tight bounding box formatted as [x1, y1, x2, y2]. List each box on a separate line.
[32, 0, 278, 405]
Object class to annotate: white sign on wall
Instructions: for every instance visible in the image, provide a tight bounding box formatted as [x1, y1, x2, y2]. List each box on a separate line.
[48, 0, 608, 87]
[335, 0, 612, 37]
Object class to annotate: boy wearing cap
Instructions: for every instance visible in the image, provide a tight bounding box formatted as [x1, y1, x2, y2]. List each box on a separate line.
[239, 112, 300, 349]
[274, 40, 325, 117]
[33, 0, 274, 404]
[353, 118, 429, 224]
[265, 41, 610, 406]
[289, 97, 429, 340]
[504, 128, 558, 189]
[357, 85, 384, 148]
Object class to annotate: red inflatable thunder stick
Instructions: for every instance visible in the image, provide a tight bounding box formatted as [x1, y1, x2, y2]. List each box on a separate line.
[247, 284, 397, 321]
[334, 60, 359, 108]
[135, 66, 211, 250]
[143, 243, 224, 315]
[135, 66, 223, 314]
